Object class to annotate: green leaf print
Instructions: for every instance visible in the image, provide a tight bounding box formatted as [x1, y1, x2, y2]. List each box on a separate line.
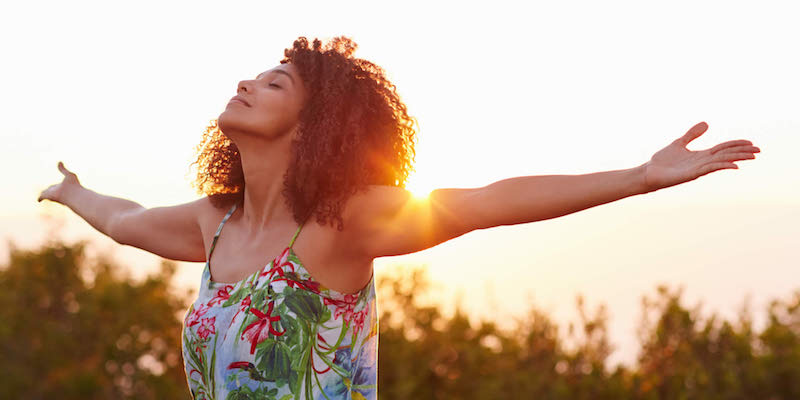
[283, 287, 330, 325]
[287, 251, 302, 265]
[209, 334, 218, 395]
[183, 330, 202, 371]
[251, 287, 270, 310]
[279, 313, 303, 349]
[288, 369, 301, 398]
[224, 284, 250, 307]
[225, 385, 279, 400]
[183, 327, 215, 399]
[255, 339, 292, 382]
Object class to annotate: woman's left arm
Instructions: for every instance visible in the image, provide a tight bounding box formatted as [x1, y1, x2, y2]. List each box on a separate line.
[344, 121, 760, 259]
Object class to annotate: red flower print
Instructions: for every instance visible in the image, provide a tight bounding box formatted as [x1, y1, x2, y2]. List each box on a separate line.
[228, 361, 249, 369]
[197, 316, 216, 339]
[324, 295, 368, 336]
[261, 247, 294, 280]
[352, 309, 366, 333]
[225, 295, 253, 342]
[207, 284, 234, 306]
[324, 294, 359, 323]
[241, 300, 284, 354]
[272, 271, 322, 294]
[300, 278, 321, 293]
[186, 303, 211, 327]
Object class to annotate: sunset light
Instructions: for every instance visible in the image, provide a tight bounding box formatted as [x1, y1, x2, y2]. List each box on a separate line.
[4, 2, 797, 395]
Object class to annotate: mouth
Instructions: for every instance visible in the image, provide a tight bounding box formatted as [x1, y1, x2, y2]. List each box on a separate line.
[229, 96, 251, 107]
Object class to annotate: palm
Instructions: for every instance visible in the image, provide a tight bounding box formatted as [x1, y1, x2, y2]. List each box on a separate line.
[642, 122, 760, 192]
[37, 161, 81, 204]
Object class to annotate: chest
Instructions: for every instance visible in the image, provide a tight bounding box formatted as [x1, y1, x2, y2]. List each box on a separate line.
[200, 212, 371, 295]
[207, 244, 285, 284]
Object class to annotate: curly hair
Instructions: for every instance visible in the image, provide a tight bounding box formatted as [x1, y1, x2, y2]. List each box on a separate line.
[189, 36, 417, 230]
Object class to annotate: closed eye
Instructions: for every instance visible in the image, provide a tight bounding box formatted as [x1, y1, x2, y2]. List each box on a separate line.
[269, 83, 281, 88]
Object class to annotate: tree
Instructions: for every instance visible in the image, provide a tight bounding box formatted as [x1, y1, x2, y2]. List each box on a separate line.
[632, 284, 800, 400]
[0, 237, 193, 399]
[376, 266, 630, 400]
[4, 238, 800, 399]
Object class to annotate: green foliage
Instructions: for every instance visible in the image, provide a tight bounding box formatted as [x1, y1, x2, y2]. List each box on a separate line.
[377, 267, 800, 400]
[255, 339, 292, 382]
[2, 239, 799, 399]
[0, 238, 193, 399]
[376, 267, 628, 400]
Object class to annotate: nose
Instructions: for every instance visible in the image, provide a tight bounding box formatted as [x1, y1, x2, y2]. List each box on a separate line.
[237, 80, 251, 93]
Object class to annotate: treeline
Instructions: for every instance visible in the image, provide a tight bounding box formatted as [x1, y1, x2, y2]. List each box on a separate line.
[1, 239, 798, 399]
[376, 268, 800, 399]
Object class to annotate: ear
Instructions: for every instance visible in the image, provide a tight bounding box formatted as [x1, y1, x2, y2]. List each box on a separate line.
[288, 121, 302, 141]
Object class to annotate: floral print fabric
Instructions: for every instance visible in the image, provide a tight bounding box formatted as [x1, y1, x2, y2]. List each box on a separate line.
[181, 203, 378, 400]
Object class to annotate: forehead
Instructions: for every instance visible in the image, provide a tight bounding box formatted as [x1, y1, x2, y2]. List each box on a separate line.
[256, 64, 299, 80]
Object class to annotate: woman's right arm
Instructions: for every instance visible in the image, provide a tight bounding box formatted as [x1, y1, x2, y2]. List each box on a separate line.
[38, 161, 208, 263]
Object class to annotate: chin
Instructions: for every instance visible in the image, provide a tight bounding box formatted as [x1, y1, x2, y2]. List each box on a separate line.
[217, 110, 247, 137]
[218, 112, 280, 140]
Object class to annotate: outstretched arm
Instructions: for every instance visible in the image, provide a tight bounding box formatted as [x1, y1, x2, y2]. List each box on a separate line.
[469, 165, 647, 228]
[38, 161, 208, 262]
[343, 122, 760, 259]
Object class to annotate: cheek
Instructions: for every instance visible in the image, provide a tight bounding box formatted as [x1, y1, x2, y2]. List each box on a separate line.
[257, 100, 302, 126]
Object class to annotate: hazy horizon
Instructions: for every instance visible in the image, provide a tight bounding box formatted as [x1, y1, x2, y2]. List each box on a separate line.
[3, 0, 798, 370]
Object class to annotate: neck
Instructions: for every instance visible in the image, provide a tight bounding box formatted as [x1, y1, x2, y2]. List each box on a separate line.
[235, 132, 296, 234]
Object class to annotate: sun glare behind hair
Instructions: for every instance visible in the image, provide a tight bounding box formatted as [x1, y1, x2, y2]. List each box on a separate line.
[406, 174, 434, 199]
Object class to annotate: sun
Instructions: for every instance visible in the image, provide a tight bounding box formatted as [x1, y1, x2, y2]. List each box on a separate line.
[405, 173, 435, 199]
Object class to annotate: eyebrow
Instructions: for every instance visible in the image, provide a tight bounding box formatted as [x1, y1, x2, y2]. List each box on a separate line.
[256, 70, 296, 86]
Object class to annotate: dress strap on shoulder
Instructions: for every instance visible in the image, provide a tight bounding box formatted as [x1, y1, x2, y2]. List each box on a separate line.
[208, 202, 238, 260]
[288, 223, 303, 248]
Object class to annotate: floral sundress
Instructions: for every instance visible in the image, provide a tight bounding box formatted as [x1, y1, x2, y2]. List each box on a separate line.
[181, 202, 378, 400]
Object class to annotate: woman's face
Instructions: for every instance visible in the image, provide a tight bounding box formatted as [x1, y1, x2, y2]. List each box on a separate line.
[218, 63, 306, 141]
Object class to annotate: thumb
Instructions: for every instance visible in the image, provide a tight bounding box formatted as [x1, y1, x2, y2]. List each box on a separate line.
[677, 121, 708, 146]
[58, 161, 74, 177]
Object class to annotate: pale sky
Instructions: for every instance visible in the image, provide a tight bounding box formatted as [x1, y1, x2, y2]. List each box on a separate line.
[2, 0, 798, 368]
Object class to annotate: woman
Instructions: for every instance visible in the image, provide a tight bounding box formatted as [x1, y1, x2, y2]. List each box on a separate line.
[37, 36, 760, 399]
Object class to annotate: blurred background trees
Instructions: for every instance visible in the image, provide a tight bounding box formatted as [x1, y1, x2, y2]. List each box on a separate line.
[1, 239, 798, 399]
[0, 239, 192, 399]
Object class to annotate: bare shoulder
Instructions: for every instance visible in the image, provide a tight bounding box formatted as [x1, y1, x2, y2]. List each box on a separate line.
[341, 184, 480, 228]
[339, 185, 417, 232]
[196, 196, 238, 238]
[195, 195, 217, 226]
[344, 185, 413, 212]
[338, 184, 483, 258]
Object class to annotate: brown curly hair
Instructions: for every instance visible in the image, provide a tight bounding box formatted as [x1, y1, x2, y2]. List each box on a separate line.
[189, 36, 417, 230]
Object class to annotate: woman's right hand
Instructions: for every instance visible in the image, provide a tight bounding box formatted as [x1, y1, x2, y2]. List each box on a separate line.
[37, 161, 82, 204]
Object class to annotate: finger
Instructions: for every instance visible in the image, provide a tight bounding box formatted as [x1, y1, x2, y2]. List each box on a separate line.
[713, 145, 760, 155]
[709, 141, 756, 154]
[58, 161, 68, 175]
[678, 121, 709, 146]
[698, 162, 738, 177]
[713, 152, 756, 162]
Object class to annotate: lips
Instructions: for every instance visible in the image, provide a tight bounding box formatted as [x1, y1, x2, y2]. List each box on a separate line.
[229, 95, 251, 107]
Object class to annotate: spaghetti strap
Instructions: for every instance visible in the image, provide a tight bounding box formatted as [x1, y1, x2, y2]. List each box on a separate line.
[208, 202, 238, 261]
[288, 223, 303, 248]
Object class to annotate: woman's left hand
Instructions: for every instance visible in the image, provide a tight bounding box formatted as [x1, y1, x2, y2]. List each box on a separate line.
[641, 121, 760, 192]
